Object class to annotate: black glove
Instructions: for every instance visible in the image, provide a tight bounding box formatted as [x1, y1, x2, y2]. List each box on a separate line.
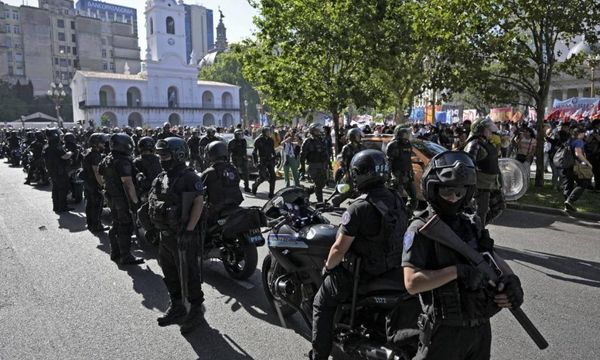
[456, 264, 489, 291]
[178, 230, 198, 251]
[498, 274, 524, 308]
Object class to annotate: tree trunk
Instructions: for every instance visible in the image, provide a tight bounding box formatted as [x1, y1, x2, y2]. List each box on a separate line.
[534, 97, 547, 187]
[332, 109, 341, 155]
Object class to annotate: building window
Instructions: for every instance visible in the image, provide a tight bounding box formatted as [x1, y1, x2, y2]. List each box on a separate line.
[5, 37, 11, 47]
[14, 42, 20, 49]
[168, 86, 178, 108]
[8, 66, 13, 75]
[4, 24, 10, 33]
[71, 34, 76, 42]
[68, 59, 72, 66]
[55, 71, 60, 78]
[71, 21, 75, 30]
[55, 57, 59, 65]
[109, 62, 114, 71]
[166, 16, 175, 34]
[13, 25, 19, 34]
[7, 50, 12, 59]
[102, 49, 106, 58]
[58, 32, 65, 41]
[67, 46, 71, 53]
[57, 19, 65, 28]
[101, 38, 106, 45]
[12, 10, 18, 20]
[103, 63, 108, 70]
[59, 45, 67, 54]
[3, 10, 9, 19]
[72, 47, 77, 55]
[149, 18, 153, 34]
[59, 59, 68, 67]
[15, 52, 22, 61]
[109, 50, 113, 58]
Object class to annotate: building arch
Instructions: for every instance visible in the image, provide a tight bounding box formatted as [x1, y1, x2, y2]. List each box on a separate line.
[100, 111, 118, 127]
[203, 113, 215, 126]
[149, 17, 153, 34]
[222, 113, 234, 127]
[99, 85, 116, 106]
[202, 90, 214, 108]
[126, 87, 142, 107]
[168, 86, 178, 108]
[128, 112, 143, 128]
[168, 113, 181, 126]
[221, 92, 233, 108]
[166, 16, 175, 34]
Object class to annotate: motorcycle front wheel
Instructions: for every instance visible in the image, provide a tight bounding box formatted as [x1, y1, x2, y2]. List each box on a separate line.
[221, 236, 258, 280]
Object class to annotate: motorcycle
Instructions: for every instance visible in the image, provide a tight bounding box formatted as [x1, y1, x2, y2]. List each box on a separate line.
[261, 186, 420, 360]
[200, 205, 267, 280]
[9, 147, 22, 167]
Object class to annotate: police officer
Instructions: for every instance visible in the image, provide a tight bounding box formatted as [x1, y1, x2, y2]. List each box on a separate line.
[331, 127, 364, 206]
[148, 137, 205, 334]
[187, 128, 201, 171]
[201, 141, 244, 226]
[300, 124, 329, 203]
[463, 118, 503, 225]
[99, 133, 144, 266]
[132, 127, 143, 156]
[310, 149, 408, 360]
[228, 128, 251, 192]
[198, 127, 220, 171]
[251, 127, 277, 198]
[402, 151, 524, 360]
[387, 126, 417, 211]
[82, 133, 109, 233]
[64, 132, 84, 204]
[133, 136, 162, 199]
[43, 128, 73, 213]
[157, 122, 177, 140]
[24, 131, 49, 185]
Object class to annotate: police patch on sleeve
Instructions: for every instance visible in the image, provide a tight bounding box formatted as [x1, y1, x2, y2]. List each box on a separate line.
[194, 181, 204, 192]
[341, 211, 351, 226]
[403, 231, 415, 251]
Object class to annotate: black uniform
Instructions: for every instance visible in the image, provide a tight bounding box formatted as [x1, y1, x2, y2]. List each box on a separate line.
[386, 138, 416, 210]
[300, 136, 329, 202]
[312, 185, 407, 359]
[65, 141, 84, 203]
[148, 163, 205, 306]
[228, 138, 250, 190]
[25, 140, 48, 184]
[99, 153, 137, 261]
[133, 154, 162, 200]
[402, 210, 498, 360]
[200, 161, 244, 226]
[43, 143, 71, 212]
[198, 135, 220, 171]
[331, 142, 364, 206]
[187, 135, 201, 170]
[252, 134, 277, 196]
[82, 149, 105, 231]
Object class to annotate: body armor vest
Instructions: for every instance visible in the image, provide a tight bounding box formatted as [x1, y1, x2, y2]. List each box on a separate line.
[100, 154, 130, 201]
[134, 154, 162, 193]
[147, 167, 193, 231]
[305, 137, 328, 164]
[387, 139, 413, 173]
[466, 137, 500, 175]
[341, 143, 364, 168]
[229, 139, 247, 159]
[205, 162, 244, 213]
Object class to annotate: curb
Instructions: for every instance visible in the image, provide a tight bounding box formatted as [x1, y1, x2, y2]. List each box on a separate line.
[506, 202, 600, 222]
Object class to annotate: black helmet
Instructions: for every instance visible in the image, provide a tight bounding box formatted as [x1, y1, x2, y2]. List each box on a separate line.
[64, 132, 76, 143]
[349, 149, 389, 191]
[138, 136, 156, 152]
[347, 128, 363, 143]
[394, 125, 410, 139]
[421, 151, 476, 216]
[26, 131, 36, 141]
[234, 128, 243, 140]
[261, 127, 271, 137]
[109, 133, 134, 155]
[155, 137, 189, 163]
[88, 133, 108, 147]
[35, 131, 45, 141]
[309, 123, 323, 137]
[206, 127, 216, 136]
[135, 126, 143, 133]
[45, 128, 62, 143]
[206, 140, 228, 163]
[191, 127, 199, 134]
[163, 122, 171, 130]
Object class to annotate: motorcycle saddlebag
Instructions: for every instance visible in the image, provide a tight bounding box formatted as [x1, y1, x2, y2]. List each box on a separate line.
[386, 295, 421, 350]
[222, 207, 267, 234]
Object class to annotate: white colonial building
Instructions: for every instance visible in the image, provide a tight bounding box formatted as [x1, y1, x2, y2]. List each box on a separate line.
[70, 0, 240, 129]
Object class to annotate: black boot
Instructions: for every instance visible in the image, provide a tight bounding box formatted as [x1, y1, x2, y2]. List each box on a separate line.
[119, 254, 144, 265]
[157, 300, 187, 327]
[179, 301, 205, 334]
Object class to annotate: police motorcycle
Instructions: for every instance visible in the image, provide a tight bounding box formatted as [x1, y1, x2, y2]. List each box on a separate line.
[261, 186, 420, 360]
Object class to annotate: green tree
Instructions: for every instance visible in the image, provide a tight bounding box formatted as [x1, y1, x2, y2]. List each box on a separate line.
[0, 80, 28, 123]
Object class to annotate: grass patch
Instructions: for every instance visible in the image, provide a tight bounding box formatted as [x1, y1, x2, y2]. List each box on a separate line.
[516, 180, 600, 214]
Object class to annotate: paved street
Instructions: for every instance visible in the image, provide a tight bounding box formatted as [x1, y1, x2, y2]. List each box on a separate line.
[1, 161, 599, 360]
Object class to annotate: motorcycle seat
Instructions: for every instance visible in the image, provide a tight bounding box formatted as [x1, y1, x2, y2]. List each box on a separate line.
[358, 267, 407, 296]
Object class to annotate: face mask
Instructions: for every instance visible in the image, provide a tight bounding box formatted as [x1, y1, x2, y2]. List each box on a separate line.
[160, 159, 175, 171]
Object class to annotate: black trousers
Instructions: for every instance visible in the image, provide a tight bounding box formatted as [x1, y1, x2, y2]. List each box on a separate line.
[559, 168, 588, 203]
[392, 171, 416, 211]
[308, 163, 328, 203]
[233, 157, 250, 189]
[312, 267, 353, 359]
[26, 158, 48, 183]
[590, 154, 600, 190]
[50, 176, 70, 211]
[158, 233, 204, 304]
[107, 198, 134, 258]
[84, 183, 104, 230]
[253, 160, 276, 195]
[414, 323, 491, 360]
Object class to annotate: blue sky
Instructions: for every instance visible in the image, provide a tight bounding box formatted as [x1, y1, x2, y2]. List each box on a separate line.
[6, 0, 258, 52]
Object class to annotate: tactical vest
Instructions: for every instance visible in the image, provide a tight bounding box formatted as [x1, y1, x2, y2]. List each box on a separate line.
[467, 137, 500, 175]
[147, 167, 193, 231]
[349, 191, 408, 276]
[409, 212, 499, 325]
[341, 143, 364, 168]
[255, 136, 275, 161]
[229, 139, 247, 159]
[135, 155, 162, 192]
[388, 139, 413, 173]
[100, 154, 130, 201]
[205, 163, 244, 212]
[305, 137, 328, 164]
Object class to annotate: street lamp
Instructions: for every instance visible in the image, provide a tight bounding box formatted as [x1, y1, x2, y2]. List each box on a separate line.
[47, 82, 67, 128]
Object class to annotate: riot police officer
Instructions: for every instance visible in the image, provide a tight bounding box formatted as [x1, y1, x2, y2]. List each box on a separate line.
[82, 133, 109, 233]
[300, 124, 329, 203]
[198, 127, 220, 171]
[43, 128, 73, 213]
[157, 122, 177, 140]
[402, 151, 524, 360]
[463, 118, 503, 225]
[24, 131, 49, 185]
[133, 136, 162, 200]
[132, 127, 143, 156]
[99, 133, 144, 266]
[228, 128, 251, 192]
[201, 141, 244, 226]
[64, 132, 84, 204]
[187, 128, 201, 171]
[331, 127, 364, 206]
[310, 149, 408, 360]
[386, 126, 417, 211]
[252, 127, 277, 198]
[147, 137, 205, 334]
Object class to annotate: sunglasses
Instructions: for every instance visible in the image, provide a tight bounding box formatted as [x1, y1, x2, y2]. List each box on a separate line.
[438, 186, 468, 199]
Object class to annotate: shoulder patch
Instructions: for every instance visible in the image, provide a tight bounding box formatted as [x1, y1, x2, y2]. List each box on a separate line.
[194, 181, 204, 192]
[403, 230, 415, 251]
[341, 211, 351, 225]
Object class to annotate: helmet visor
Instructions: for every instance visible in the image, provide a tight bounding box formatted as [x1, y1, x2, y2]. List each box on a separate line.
[438, 186, 468, 200]
[432, 152, 474, 168]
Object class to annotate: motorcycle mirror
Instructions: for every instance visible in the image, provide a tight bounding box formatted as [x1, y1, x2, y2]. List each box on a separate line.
[336, 183, 350, 194]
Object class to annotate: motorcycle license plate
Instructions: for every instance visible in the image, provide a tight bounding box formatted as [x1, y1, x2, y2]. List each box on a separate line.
[249, 228, 265, 245]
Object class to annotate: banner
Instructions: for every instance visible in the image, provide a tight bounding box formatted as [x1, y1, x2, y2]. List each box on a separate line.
[463, 109, 478, 122]
[409, 106, 425, 122]
[528, 107, 537, 122]
[490, 107, 513, 122]
[551, 97, 599, 120]
[425, 105, 442, 124]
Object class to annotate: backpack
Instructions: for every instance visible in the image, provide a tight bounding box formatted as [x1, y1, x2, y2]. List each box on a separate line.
[552, 141, 575, 169]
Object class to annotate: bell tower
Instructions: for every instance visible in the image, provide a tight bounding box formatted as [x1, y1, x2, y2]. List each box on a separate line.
[145, 0, 187, 64]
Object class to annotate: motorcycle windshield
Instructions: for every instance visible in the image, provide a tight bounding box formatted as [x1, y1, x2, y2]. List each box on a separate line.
[262, 186, 310, 218]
